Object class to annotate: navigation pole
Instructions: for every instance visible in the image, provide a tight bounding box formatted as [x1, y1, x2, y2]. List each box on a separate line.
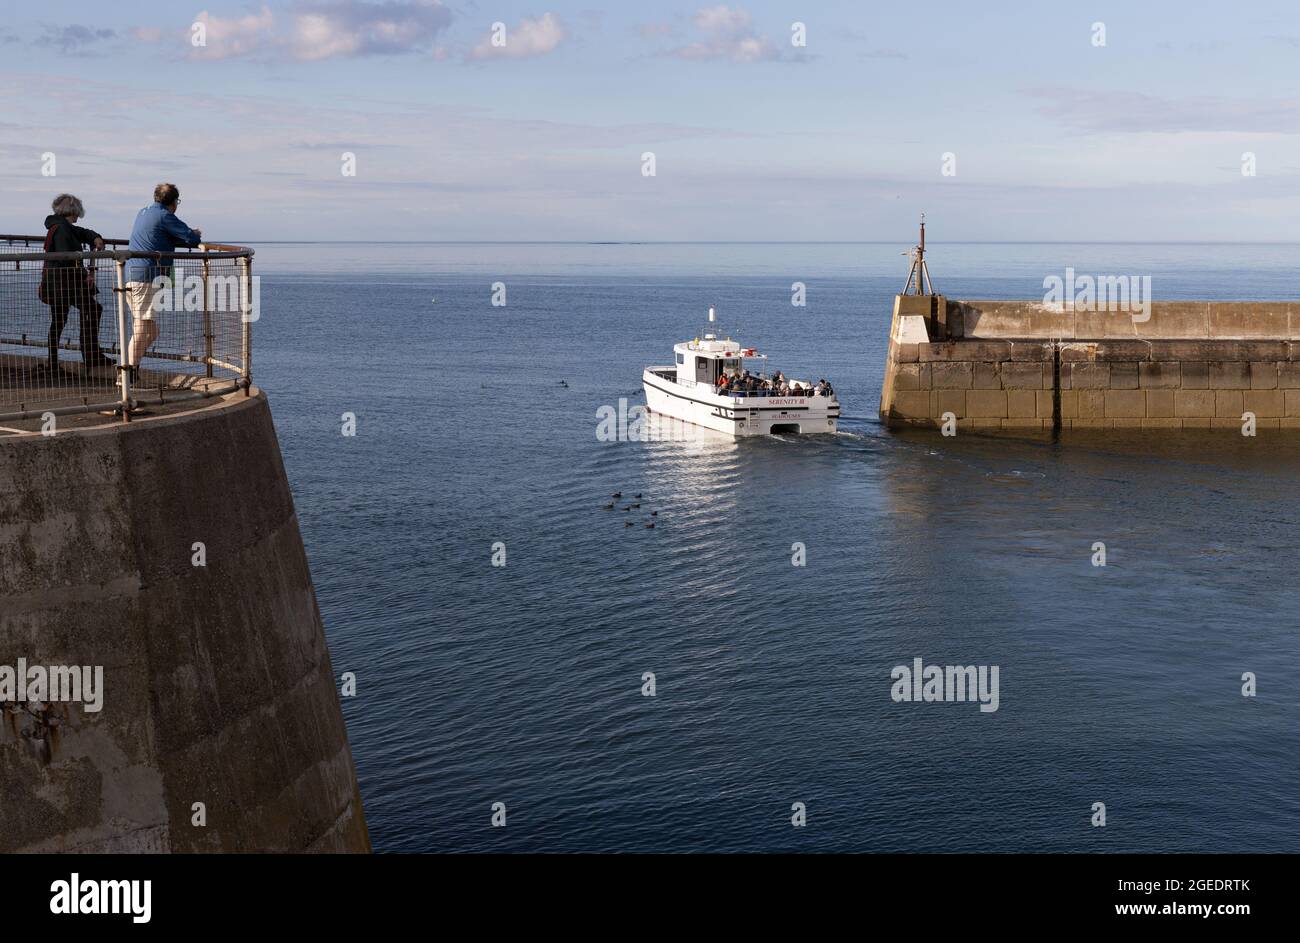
[903, 213, 936, 296]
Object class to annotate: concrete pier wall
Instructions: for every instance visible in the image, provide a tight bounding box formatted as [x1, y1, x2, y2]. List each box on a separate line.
[953, 299, 1300, 341]
[0, 391, 369, 852]
[881, 297, 1300, 430]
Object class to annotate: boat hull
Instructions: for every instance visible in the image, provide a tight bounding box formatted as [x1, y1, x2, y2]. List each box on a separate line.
[642, 369, 838, 437]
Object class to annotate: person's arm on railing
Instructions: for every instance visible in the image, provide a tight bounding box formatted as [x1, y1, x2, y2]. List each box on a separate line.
[48, 222, 102, 253]
[161, 210, 202, 248]
[72, 225, 105, 251]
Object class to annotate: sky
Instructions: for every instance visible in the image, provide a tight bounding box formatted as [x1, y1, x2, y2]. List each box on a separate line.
[4, 1, 1300, 242]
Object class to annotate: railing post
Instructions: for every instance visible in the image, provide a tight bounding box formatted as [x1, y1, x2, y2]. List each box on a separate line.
[202, 254, 213, 379]
[114, 256, 131, 421]
[239, 254, 252, 395]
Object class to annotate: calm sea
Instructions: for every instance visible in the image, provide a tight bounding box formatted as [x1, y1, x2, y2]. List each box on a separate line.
[251, 242, 1300, 852]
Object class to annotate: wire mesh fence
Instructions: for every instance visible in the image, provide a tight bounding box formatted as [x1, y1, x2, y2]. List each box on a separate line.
[0, 235, 252, 422]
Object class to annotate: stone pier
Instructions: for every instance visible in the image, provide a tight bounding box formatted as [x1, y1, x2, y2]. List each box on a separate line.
[880, 296, 1300, 431]
[0, 390, 369, 852]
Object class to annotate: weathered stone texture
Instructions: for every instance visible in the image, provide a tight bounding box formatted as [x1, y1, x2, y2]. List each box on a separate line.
[0, 392, 370, 853]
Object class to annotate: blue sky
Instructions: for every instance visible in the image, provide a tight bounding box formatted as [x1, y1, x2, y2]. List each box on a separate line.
[5, 1, 1300, 241]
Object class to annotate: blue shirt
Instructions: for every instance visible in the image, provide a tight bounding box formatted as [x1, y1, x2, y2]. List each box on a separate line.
[124, 202, 202, 284]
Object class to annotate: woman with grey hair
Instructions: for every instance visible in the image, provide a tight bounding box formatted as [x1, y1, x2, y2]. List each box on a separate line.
[38, 193, 113, 374]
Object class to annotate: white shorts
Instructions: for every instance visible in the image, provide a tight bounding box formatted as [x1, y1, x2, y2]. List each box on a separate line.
[125, 280, 163, 321]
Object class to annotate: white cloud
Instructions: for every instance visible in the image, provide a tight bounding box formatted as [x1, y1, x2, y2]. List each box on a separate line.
[290, 0, 452, 60]
[189, 1, 451, 62]
[293, 12, 363, 59]
[660, 5, 779, 63]
[692, 5, 751, 35]
[191, 6, 276, 60]
[469, 13, 565, 61]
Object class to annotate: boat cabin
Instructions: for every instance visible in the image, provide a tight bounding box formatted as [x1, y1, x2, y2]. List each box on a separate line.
[673, 335, 761, 389]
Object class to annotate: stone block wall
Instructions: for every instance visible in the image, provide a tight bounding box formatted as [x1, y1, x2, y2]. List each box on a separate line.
[884, 337, 1300, 431]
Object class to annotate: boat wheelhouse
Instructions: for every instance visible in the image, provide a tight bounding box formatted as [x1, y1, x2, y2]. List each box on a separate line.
[642, 310, 839, 437]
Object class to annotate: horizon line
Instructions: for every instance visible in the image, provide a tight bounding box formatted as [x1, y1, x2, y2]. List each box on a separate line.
[232, 239, 1300, 246]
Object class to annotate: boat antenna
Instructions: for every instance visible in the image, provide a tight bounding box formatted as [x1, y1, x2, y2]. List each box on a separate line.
[708, 305, 716, 323]
[902, 213, 936, 295]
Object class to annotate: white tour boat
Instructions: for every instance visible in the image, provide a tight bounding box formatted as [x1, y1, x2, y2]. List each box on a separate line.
[642, 308, 839, 436]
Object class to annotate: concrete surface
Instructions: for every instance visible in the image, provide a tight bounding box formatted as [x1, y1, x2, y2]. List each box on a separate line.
[950, 300, 1300, 340]
[880, 296, 1300, 431]
[0, 389, 370, 852]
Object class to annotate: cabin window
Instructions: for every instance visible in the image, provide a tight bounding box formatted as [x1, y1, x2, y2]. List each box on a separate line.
[675, 353, 684, 365]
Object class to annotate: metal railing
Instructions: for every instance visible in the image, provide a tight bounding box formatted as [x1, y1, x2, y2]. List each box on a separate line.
[0, 234, 254, 423]
[722, 387, 835, 400]
[651, 367, 835, 400]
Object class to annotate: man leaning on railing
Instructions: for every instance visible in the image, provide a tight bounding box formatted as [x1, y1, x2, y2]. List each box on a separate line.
[123, 183, 202, 384]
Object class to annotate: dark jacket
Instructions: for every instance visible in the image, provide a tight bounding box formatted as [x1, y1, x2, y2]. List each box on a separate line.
[43, 214, 102, 268]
